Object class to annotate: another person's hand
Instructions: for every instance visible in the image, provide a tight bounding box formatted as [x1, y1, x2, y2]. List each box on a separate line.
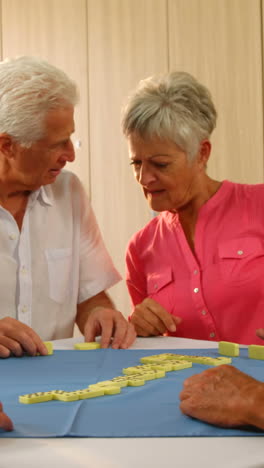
[83, 307, 136, 349]
[130, 298, 181, 337]
[0, 402, 13, 431]
[179, 365, 264, 430]
[0, 317, 48, 358]
[256, 328, 264, 339]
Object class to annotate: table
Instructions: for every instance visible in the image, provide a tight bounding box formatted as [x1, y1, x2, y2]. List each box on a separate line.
[0, 336, 263, 468]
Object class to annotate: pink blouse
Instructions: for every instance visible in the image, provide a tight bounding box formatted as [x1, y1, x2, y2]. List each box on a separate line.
[126, 181, 264, 345]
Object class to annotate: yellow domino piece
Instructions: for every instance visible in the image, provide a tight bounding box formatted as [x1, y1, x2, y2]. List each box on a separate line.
[35, 341, 53, 356]
[110, 376, 129, 387]
[122, 366, 165, 380]
[89, 383, 121, 395]
[218, 341, 240, 357]
[122, 365, 152, 375]
[126, 374, 146, 386]
[74, 342, 101, 350]
[19, 391, 53, 404]
[52, 390, 79, 401]
[140, 353, 177, 363]
[43, 341, 53, 355]
[90, 380, 117, 386]
[151, 368, 166, 378]
[168, 360, 193, 371]
[76, 388, 104, 399]
[135, 371, 156, 381]
[150, 361, 173, 372]
[248, 345, 264, 360]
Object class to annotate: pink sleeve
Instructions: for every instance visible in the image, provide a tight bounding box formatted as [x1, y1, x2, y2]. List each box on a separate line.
[125, 238, 147, 315]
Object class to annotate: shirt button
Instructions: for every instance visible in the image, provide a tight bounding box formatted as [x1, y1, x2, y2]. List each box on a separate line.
[154, 284, 158, 290]
[21, 306, 28, 313]
[209, 332, 215, 338]
[193, 269, 198, 275]
[201, 310, 207, 315]
[21, 266, 28, 274]
[193, 288, 199, 293]
[237, 250, 243, 255]
[9, 233, 17, 240]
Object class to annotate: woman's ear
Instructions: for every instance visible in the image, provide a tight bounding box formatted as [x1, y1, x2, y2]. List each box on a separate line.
[198, 140, 211, 168]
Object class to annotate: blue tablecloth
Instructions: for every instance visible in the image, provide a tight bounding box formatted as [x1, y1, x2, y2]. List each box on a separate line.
[0, 348, 263, 438]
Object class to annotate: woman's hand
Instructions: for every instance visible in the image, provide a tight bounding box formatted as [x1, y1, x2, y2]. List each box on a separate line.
[130, 298, 181, 336]
[256, 328, 264, 339]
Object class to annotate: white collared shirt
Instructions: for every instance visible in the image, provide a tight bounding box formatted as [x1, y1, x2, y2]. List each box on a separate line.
[0, 170, 121, 340]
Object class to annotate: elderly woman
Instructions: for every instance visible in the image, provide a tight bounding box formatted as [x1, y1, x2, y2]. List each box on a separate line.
[122, 71, 264, 345]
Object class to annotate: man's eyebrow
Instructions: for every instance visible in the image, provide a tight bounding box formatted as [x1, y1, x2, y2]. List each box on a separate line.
[149, 153, 173, 158]
[130, 153, 173, 159]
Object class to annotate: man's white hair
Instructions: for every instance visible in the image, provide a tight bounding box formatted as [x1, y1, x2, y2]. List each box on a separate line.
[122, 71, 217, 159]
[0, 56, 78, 147]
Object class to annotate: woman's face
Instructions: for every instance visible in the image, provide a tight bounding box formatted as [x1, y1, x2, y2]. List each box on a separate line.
[128, 132, 207, 213]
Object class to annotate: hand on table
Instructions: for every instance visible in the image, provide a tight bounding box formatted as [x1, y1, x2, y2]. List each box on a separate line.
[0, 402, 13, 431]
[0, 317, 48, 358]
[130, 298, 181, 337]
[179, 364, 264, 429]
[83, 307, 136, 349]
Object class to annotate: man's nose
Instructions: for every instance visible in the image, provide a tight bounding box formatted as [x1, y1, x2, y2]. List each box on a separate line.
[61, 141, 75, 163]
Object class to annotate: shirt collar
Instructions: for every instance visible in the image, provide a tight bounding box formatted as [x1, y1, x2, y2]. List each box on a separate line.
[29, 185, 53, 207]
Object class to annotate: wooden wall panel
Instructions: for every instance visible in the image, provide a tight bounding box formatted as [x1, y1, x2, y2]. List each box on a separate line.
[87, 0, 168, 314]
[168, 0, 263, 184]
[1, 0, 90, 192]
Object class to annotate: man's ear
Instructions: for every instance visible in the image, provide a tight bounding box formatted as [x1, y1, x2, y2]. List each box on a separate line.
[0, 134, 17, 158]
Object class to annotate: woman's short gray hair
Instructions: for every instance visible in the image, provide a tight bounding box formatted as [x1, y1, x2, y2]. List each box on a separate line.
[122, 71, 217, 159]
[0, 56, 79, 147]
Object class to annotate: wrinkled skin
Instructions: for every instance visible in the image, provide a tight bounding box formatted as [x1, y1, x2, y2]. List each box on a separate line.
[179, 365, 264, 429]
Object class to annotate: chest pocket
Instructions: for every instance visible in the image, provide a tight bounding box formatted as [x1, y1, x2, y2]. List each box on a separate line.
[218, 237, 264, 284]
[45, 248, 72, 304]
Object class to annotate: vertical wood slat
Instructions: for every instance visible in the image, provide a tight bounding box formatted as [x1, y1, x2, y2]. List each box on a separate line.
[87, 0, 168, 313]
[168, 0, 264, 184]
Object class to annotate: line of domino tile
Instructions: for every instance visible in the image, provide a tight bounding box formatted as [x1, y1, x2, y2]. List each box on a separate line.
[19, 353, 231, 404]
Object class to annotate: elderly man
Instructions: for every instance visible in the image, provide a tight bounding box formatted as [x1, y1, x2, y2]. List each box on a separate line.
[0, 56, 135, 358]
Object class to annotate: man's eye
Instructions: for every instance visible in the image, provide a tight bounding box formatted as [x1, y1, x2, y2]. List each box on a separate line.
[153, 162, 168, 169]
[130, 161, 141, 168]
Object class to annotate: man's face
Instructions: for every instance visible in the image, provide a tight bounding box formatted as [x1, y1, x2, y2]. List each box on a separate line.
[10, 106, 75, 190]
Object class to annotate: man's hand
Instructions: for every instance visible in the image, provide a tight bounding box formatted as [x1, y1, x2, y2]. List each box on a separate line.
[0, 317, 48, 358]
[83, 307, 136, 349]
[0, 402, 13, 431]
[76, 291, 136, 349]
[130, 298, 181, 337]
[179, 365, 264, 429]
